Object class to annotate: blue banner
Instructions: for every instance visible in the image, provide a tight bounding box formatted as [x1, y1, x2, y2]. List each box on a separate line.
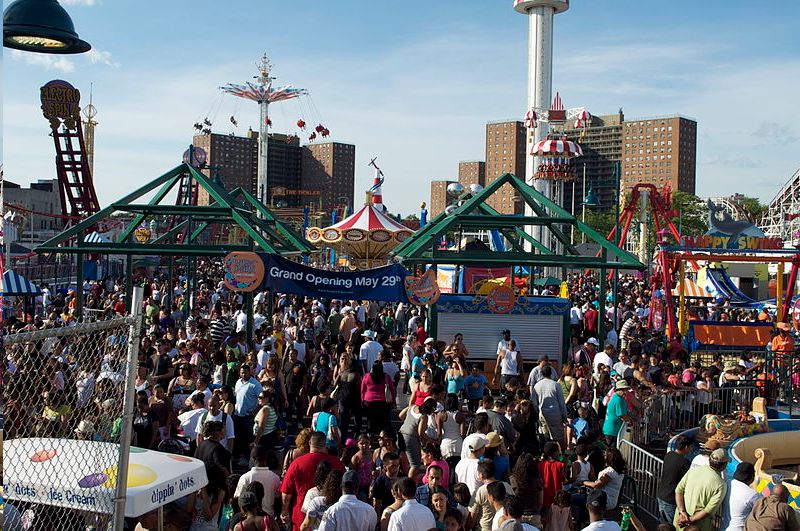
[260, 253, 410, 302]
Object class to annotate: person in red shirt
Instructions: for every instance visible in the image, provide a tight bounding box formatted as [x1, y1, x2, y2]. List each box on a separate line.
[280, 431, 345, 530]
[583, 304, 599, 339]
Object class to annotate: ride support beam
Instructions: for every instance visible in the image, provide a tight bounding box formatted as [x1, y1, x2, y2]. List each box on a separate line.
[777, 262, 784, 322]
[678, 260, 686, 335]
[780, 254, 800, 323]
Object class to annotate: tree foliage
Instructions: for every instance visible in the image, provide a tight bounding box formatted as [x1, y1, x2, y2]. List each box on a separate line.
[736, 196, 768, 222]
[670, 191, 708, 237]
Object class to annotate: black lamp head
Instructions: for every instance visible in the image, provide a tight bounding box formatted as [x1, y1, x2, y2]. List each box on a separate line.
[4, 0, 91, 54]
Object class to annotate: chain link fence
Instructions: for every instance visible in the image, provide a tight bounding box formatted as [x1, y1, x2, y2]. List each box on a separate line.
[2, 315, 138, 531]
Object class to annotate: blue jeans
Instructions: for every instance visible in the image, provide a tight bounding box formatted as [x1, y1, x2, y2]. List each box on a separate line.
[657, 498, 677, 524]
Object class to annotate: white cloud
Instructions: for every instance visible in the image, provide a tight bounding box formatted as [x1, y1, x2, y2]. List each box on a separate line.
[86, 48, 119, 68]
[751, 122, 797, 146]
[701, 155, 762, 169]
[9, 49, 75, 73]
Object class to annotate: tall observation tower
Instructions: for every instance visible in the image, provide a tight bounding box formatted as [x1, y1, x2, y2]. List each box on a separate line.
[81, 86, 98, 177]
[514, 0, 569, 247]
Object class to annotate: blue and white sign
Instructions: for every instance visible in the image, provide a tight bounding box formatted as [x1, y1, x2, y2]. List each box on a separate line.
[260, 253, 410, 302]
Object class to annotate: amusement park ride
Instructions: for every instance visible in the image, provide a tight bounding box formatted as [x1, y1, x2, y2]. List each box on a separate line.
[306, 159, 415, 269]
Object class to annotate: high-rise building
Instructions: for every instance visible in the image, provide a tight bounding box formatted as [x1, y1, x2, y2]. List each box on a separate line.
[485, 121, 526, 214]
[621, 115, 697, 196]
[194, 132, 355, 210]
[562, 111, 624, 213]
[193, 132, 257, 206]
[430, 180, 456, 219]
[301, 141, 356, 213]
[264, 133, 303, 208]
[458, 161, 486, 189]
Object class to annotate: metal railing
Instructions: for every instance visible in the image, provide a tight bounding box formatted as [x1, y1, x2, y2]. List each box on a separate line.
[627, 385, 761, 447]
[617, 439, 663, 522]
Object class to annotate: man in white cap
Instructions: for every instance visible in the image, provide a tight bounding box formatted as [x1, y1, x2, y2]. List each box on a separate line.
[455, 434, 487, 495]
[575, 337, 600, 367]
[360, 330, 383, 372]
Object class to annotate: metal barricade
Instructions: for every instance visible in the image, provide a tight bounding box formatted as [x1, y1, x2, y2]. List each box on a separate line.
[617, 439, 663, 522]
[634, 386, 761, 447]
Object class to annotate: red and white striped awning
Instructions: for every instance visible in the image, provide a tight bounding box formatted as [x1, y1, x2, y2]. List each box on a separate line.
[531, 137, 583, 158]
[672, 279, 709, 298]
[330, 204, 408, 232]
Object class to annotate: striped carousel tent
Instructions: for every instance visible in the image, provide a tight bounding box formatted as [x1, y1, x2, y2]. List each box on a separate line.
[1, 270, 41, 295]
[671, 278, 708, 299]
[83, 231, 112, 244]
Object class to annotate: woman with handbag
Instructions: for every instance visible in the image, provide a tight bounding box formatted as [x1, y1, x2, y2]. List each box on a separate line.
[361, 360, 396, 436]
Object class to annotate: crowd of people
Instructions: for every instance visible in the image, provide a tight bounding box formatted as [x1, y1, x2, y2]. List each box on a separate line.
[1, 262, 798, 531]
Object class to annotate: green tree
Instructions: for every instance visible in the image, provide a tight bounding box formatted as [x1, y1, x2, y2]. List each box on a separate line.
[670, 191, 708, 237]
[583, 209, 616, 238]
[736, 196, 767, 222]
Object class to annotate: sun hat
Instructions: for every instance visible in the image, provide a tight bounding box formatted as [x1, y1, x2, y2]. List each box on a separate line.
[710, 448, 731, 465]
[615, 380, 630, 390]
[424, 338, 435, 345]
[723, 361, 739, 371]
[362, 330, 376, 339]
[776, 322, 791, 331]
[587, 337, 600, 346]
[486, 432, 504, 448]
[74, 420, 95, 436]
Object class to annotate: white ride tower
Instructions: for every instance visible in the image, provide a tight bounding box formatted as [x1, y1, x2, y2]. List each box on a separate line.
[514, 0, 569, 252]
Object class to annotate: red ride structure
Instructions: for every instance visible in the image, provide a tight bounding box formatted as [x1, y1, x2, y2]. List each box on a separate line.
[40, 80, 100, 221]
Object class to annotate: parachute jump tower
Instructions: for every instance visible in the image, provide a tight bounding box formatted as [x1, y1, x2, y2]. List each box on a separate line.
[514, 0, 570, 249]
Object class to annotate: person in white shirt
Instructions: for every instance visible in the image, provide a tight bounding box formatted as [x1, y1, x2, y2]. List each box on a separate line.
[359, 331, 383, 372]
[256, 340, 274, 370]
[387, 477, 436, 531]
[455, 436, 487, 495]
[319, 470, 377, 531]
[612, 351, 632, 377]
[593, 345, 615, 376]
[234, 446, 280, 515]
[196, 394, 235, 451]
[720, 462, 760, 531]
[496, 330, 519, 357]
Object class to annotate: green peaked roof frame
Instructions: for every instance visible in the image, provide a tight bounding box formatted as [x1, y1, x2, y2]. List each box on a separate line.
[391, 172, 644, 270]
[37, 162, 316, 256]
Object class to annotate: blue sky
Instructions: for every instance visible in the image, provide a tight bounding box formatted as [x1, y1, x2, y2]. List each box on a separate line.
[4, 0, 800, 215]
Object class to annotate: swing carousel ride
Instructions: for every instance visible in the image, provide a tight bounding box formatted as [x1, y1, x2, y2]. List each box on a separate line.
[306, 160, 415, 269]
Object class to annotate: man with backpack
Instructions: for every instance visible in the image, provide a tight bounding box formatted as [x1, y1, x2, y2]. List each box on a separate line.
[196, 393, 235, 451]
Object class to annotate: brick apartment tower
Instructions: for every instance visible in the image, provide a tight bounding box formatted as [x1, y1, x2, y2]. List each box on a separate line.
[485, 121, 526, 214]
[458, 161, 486, 189]
[562, 111, 624, 213]
[620, 115, 697, 196]
[430, 180, 457, 218]
[301, 141, 356, 213]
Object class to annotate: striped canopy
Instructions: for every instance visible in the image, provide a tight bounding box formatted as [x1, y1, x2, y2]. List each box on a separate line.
[306, 204, 414, 260]
[671, 278, 709, 299]
[84, 231, 111, 244]
[1, 270, 41, 295]
[531, 137, 583, 158]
